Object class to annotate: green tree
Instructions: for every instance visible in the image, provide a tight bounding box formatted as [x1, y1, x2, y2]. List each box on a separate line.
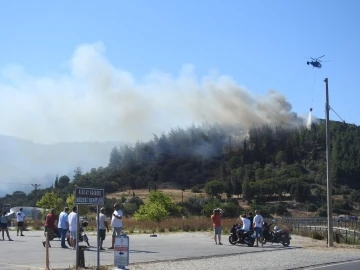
[275, 151, 287, 164]
[66, 193, 88, 216]
[134, 191, 181, 222]
[134, 202, 169, 222]
[229, 156, 242, 169]
[73, 167, 82, 182]
[205, 180, 225, 198]
[109, 146, 122, 167]
[54, 175, 59, 189]
[242, 179, 254, 202]
[36, 192, 64, 215]
[58, 175, 70, 187]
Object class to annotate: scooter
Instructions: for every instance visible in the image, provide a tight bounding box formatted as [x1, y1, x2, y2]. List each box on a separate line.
[67, 221, 90, 247]
[262, 221, 291, 246]
[228, 224, 255, 247]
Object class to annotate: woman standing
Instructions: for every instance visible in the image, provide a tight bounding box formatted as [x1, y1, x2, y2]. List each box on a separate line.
[0, 211, 13, 241]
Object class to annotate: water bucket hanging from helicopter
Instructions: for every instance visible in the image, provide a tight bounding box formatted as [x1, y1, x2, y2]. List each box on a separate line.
[305, 55, 328, 130]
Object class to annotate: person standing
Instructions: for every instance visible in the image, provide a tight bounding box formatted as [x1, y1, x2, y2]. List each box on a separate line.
[96, 207, 109, 250]
[211, 208, 223, 245]
[68, 206, 77, 250]
[16, 208, 25, 236]
[108, 203, 123, 249]
[253, 210, 264, 246]
[58, 207, 70, 248]
[247, 212, 254, 230]
[42, 209, 57, 247]
[1, 211, 13, 241]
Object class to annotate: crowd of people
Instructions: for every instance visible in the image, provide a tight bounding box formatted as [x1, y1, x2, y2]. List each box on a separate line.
[42, 203, 123, 249]
[0, 207, 26, 241]
[211, 209, 264, 246]
[4, 204, 264, 249]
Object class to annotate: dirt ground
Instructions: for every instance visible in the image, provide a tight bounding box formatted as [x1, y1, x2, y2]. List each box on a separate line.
[291, 234, 360, 251]
[108, 188, 207, 202]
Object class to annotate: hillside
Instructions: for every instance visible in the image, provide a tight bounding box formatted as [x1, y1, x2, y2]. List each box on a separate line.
[1, 121, 360, 218]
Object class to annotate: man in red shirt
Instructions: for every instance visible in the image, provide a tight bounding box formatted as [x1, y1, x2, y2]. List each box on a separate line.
[42, 209, 57, 248]
[211, 208, 223, 245]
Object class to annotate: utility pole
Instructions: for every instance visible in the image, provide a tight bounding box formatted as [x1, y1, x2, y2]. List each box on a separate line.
[324, 78, 333, 247]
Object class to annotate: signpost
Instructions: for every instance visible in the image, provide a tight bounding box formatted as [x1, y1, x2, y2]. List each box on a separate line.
[75, 187, 105, 205]
[114, 234, 130, 269]
[74, 187, 104, 270]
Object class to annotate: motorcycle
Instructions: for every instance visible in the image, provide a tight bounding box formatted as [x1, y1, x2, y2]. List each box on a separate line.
[66, 221, 90, 247]
[228, 224, 255, 247]
[262, 222, 291, 247]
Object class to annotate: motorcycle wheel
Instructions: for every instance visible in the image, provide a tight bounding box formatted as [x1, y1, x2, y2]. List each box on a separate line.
[228, 235, 237, 245]
[281, 235, 290, 247]
[247, 237, 255, 247]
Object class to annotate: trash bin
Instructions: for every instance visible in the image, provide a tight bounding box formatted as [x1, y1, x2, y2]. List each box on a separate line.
[77, 245, 87, 268]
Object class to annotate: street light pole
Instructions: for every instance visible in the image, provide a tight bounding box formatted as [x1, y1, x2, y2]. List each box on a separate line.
[324, 78, 333, 247]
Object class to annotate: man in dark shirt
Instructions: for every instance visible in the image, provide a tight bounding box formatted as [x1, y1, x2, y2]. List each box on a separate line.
[42, 209, 57, 247]
[247, 212, 254, 230]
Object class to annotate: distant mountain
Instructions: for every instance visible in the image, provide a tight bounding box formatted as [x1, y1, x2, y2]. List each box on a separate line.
[0, 135, 119, 195]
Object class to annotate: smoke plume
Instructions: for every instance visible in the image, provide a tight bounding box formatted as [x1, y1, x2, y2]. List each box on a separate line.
[0, 42, 303, 144]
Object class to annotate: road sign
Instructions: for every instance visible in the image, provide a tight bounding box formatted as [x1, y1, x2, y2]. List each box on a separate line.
[114, 235, 129, 267]
[3, 204, 11, 214]
[75, 187, 105, 205]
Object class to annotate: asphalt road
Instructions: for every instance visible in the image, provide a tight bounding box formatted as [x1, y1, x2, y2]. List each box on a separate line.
[0, 230, 359, 270]
[0, 230, 287, 269]
[304, 260, 360, 270]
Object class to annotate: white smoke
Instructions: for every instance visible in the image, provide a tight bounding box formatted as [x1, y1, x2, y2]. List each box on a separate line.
[0, 42, 304, 144]
[307, 110, 312, 130]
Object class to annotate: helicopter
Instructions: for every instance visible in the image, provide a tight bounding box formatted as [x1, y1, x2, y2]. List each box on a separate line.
[306, 55, 325, 68]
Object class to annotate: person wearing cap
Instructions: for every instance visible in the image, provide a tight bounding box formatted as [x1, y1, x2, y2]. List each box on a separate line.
[108, 203, 123, 249]
[96, 207, 109, 250]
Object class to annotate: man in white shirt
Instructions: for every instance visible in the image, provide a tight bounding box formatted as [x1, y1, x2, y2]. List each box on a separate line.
[96, 207, 109, 250]
[108, 203, 123, 249]
[16, 208, 25, 236]
[58, 207, 70, 248]
[253, 210, 264, 246]
[68, 206, 77, 249]
[236, 214, 250, 241]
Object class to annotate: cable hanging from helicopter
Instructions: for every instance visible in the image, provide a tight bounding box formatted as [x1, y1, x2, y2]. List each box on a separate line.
[305, 55, 328, 130]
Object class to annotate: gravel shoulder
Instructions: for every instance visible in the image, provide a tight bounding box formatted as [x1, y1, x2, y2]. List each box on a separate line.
[128, 234, 360, 270]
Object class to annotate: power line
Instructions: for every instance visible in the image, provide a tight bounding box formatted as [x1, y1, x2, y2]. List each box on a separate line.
[329, 106, 346, 123]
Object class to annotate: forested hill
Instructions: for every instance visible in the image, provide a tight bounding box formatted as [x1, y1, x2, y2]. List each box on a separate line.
[2, 120, 360, 212]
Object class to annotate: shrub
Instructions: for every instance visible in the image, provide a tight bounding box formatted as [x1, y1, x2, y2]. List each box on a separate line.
[306, 203, 318, 212]
[191, 185, 202, 193]
[312, 231, 325, 240]
[275, 204, 288, 216]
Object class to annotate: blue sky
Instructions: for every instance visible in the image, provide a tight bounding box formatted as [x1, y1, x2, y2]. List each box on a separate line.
[0, 0, 359, 143]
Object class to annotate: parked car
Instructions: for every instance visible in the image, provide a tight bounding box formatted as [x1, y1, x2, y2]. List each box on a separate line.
[349, 216, 358, 221]
[334, 215, 347, 222]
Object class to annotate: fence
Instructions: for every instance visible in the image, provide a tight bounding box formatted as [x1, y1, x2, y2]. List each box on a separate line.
[291, 224, 360, 245]
[280, 217, 360, 231]
[277, 217, 360, 245]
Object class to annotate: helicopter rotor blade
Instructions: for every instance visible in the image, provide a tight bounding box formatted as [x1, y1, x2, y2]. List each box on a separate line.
[318, 55, 325, 59]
